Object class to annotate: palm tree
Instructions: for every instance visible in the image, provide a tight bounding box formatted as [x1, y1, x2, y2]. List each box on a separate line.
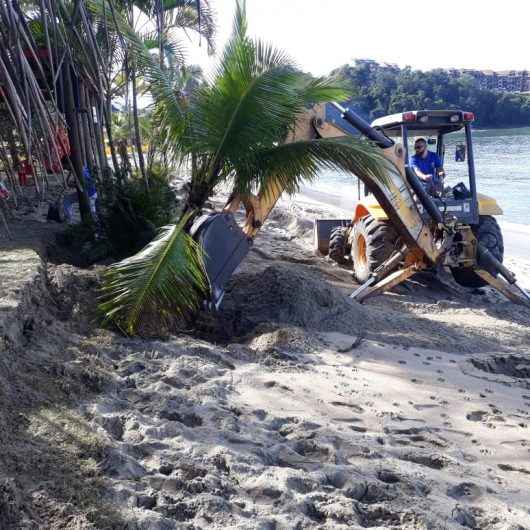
[106, 0, 215, 186]
[98, 1, 392, 335]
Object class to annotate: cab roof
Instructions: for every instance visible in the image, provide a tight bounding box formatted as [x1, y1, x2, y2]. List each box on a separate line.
[371, 110, 474, 137]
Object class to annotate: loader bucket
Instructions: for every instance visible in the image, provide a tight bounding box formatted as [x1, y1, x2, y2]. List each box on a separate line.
[313, 219, 351, 255]
[190, 212, 252, 309]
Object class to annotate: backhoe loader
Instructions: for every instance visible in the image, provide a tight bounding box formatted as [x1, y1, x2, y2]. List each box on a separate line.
[190, 103, 530, 309]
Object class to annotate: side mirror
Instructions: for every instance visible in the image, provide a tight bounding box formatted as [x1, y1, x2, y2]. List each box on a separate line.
[427, 138, 437, 145]
[455, 143, 466, 162]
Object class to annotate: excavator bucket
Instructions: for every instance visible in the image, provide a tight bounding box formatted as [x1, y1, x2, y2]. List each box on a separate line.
[314, 219, 351, 255]
[190, 212, 252, 309]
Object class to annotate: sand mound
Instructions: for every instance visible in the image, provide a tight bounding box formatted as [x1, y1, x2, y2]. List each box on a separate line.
[223, 263, 366, 336]
[247, 325, 321, 354]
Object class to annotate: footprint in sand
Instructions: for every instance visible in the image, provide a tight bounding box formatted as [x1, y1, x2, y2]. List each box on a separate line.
[349, 425, 367, 433]
[413, 403, 438, 411]
[498, 463, 530, 475]
[333, 417, 363, 424]
[330, 401, 365, 413]
[447, 482, 482, 501]
[501, 439, 528, 447]
[466, 410, 488, 422]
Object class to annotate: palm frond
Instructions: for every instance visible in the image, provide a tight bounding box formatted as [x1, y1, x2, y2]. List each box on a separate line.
[298, 76, 351, 105]
[98, 214, 207, 334]
[233, 137, 396, 198]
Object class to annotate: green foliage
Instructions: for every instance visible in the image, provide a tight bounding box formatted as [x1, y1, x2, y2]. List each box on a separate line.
[167, 1, 390, 208]
[333, 60, 530, 127]
[98, 213, 207, 335]
[100, 165, 178, 257]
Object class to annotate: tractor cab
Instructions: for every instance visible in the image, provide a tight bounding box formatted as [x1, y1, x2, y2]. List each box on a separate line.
[371, 110, 482, 225]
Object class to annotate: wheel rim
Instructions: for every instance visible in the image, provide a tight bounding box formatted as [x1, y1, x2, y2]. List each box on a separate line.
[356, 234, 367, 268]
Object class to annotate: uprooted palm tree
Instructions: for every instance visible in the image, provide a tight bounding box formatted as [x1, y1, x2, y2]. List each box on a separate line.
[99, 1, 392, 335]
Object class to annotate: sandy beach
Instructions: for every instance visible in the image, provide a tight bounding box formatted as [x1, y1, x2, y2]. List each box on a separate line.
[2, 189, 530, 529]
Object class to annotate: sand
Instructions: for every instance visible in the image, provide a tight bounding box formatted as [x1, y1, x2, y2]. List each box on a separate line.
[1, 193, 530, 529]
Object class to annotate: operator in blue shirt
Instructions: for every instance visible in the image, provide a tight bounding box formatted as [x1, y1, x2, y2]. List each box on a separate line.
[410, 137, 444, 195]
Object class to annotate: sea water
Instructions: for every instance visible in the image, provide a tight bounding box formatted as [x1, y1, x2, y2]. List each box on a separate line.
[312, 127, 530, 227]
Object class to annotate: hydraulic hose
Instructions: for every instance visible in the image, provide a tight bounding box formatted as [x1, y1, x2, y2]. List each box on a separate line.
[332, 103, 394, 149]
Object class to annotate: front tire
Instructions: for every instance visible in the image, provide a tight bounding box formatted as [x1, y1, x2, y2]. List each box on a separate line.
[451, 215, 504, 288]
[351, 215, 398, 283]
[329, 226, 351, 265]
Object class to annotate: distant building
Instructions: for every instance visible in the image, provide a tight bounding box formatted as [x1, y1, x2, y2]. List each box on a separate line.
[461, 69, 530, 92]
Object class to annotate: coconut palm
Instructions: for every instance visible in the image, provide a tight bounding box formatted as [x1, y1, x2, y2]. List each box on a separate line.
[103, 0, 215, 185]
[98, 1, 392, 334]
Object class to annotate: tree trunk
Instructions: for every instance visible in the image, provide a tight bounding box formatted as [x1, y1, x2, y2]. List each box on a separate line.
[131, 66, 147, 188]
[91, 93, 108, 176]
[63, 60, 92, 225]
[104, 94, 120, 173]
[79, 81, 95, 171]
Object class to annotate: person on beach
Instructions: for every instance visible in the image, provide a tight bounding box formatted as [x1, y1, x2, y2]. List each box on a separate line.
[63, 165, 98, 224]
[410, 137, 445, 196]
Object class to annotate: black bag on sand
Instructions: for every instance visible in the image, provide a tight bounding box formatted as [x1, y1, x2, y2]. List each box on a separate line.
[47, 200, 65, 223]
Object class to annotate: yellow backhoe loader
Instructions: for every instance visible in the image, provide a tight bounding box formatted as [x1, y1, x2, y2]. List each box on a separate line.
[190, 103, 530, 309]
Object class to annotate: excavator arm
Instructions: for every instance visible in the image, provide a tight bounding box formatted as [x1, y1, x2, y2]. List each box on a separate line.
[190, 102, 530, 309]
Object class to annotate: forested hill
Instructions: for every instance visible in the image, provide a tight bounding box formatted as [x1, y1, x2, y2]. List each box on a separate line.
[331, 61, 530, 128]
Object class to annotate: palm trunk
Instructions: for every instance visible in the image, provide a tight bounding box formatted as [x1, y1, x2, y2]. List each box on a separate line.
[104, 94, 120, 173]
[63, 60, 92, 225]
[131, 66, 147, 188]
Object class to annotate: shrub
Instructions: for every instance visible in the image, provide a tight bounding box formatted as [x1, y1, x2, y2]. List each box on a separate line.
[99, 165, 179, 258]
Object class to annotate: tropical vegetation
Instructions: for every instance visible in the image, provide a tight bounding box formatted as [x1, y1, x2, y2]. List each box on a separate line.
[0, 0, 390, 335]
[333, 60, 530, 127]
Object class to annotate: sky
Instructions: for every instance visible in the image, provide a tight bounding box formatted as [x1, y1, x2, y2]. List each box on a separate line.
[187, 0, 530, 76]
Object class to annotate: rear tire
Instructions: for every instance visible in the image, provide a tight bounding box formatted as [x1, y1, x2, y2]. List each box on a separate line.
[451, 215, 504, 288]
[329, 226, 351, 265]
[351, 215, 398, 283]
